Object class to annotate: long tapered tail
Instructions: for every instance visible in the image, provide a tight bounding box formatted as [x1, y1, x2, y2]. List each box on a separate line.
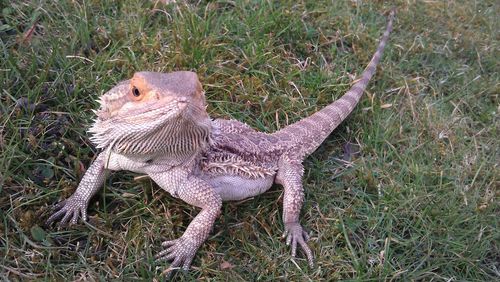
[273, 8, 395, 157]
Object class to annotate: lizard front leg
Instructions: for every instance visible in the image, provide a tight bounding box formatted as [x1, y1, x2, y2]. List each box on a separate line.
[47, 152, 109, 225]
[276, 156, 314, 266]
[149, 170, 222, 270]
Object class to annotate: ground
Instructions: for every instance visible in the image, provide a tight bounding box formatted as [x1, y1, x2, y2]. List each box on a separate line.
[0, 0, 498, 280]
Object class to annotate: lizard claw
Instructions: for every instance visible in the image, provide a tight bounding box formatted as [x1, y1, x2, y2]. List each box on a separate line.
[155, 236, 200, 272]
[283, 222, 314, 267]
[46, 195, 88, 226]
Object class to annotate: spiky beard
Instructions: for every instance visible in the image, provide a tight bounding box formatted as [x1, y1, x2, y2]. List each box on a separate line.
[88, 101, 212, 157]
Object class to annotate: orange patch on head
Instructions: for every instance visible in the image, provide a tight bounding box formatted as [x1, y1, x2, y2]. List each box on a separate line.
[129, 73, 156, 103]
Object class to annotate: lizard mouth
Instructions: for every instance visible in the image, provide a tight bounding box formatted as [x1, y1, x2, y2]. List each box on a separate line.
[121, 97, 188, 122]
[89, 94, 210, 152]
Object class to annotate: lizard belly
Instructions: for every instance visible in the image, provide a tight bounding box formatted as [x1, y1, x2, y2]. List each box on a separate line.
[203, 175, 275, 201]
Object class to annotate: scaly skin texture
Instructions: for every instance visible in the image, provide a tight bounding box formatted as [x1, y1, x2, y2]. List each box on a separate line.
[47, 10, 395, 272]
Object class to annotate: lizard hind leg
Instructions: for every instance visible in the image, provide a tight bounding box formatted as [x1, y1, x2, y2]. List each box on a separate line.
[275, 156, 314, 267]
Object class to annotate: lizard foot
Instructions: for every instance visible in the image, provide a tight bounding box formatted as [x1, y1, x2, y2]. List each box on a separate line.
[155, 236, 200, 271]
[46, 195, 88, 226]
[283, 222, 314, 267]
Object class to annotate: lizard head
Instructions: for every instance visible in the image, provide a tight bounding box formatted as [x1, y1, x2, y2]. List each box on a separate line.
[89, 71, 211, 154]
[94, 71, 206, 122]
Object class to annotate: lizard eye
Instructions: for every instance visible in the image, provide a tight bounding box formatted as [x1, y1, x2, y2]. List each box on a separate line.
[132, 86, 141, 97]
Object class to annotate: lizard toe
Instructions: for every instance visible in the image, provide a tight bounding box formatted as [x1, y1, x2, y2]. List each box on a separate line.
[46, 208, 66, 226]
[161, 239, 178, 247]
[59, 210, 73, 225]
[46, 195, 89, 226]
[156, 252, 176, 262]
[70, 209, 79, 225]
[53, 200, 67, 210]
[284, 222, 314, 267]
[156, 236, 200, 273]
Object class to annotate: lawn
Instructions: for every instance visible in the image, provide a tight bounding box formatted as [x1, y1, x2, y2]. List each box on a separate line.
[0, 0, 498, 280]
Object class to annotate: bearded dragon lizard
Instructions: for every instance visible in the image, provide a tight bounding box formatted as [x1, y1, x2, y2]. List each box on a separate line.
[47, 9, 395, 271]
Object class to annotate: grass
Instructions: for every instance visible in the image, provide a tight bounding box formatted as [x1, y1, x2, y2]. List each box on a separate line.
[0, 0, 498, 280]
